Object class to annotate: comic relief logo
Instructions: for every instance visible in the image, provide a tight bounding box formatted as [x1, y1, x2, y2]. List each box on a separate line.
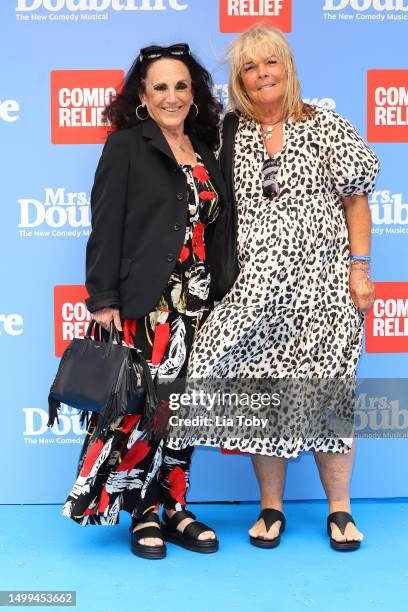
[370, 189, 408, 235]
[23, 405, 86, 445]
[322, 0, 408, 22]
[0, 99, 20, 122]
[54, 285, 91, 357]
[0, 314, 24, 336]
[366, 283, 408, 352]
[17, 187, 91, 239]
[51, 70, 124, 144]
[220, 0, 291, 33]
[367, 70, 408, 142]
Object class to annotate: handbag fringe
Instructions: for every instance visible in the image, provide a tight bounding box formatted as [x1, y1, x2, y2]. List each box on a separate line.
[93, 351, 159, 439]
[92, 356, 134, 439]
[47, 394, 61, 428]
[79, 411, 91, 429]
[47, 343, 72, 428]
[136, 349, 159, 436]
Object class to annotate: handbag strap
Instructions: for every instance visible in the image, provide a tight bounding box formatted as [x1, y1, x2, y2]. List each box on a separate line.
[84, 320, 123, 358]
[85, 319, 121, 341]
[85, 319, 103, 342]
[85, 319, 97, 339]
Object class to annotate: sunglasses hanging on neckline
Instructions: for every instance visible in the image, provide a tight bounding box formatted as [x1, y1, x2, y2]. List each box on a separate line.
[261, 158, 280, 200]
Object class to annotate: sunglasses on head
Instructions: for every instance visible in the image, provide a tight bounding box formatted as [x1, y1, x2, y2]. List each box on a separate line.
[261, 158, 280, 200]
[139, 43, 191, 62]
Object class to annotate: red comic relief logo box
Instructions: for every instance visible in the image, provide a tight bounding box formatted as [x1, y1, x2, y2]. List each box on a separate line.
[365, 282, 408, 353]
[54, 285, 91, 357]
[220, 0, 291, 33]
[367, 70, 408, 143]
[51, 70, 124, 144]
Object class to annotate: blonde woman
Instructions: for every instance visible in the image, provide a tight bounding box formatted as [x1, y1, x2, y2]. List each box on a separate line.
[185, 25, 379, 551]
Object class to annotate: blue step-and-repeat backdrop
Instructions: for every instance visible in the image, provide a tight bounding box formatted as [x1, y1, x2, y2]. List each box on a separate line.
[1, 0, 408, 504]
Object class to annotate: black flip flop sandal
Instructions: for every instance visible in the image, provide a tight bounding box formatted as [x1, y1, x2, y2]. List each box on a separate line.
[327, 511, 361, 551]
[130, 511, 166, 560]
[249, 508, 286, 549]
[162, 509, 219, 553]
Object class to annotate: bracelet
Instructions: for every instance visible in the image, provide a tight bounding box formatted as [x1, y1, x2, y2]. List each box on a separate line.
[350, 255, 371, 263]
[350, 259, 370, 267]
[351, 265, 371, 277]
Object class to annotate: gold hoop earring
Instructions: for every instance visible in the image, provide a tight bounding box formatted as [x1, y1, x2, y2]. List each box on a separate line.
[189, 103, 198, 119]
[135, 105, 149, 121]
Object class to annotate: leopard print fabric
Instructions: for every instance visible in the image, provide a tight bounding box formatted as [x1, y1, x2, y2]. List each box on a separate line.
[168, 107, 379, 458]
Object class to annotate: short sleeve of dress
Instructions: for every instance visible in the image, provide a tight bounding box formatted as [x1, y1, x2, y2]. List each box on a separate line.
[326, 110, 380, 197]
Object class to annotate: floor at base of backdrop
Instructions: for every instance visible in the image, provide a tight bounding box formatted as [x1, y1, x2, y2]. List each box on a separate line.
[1, 499, 407, 612]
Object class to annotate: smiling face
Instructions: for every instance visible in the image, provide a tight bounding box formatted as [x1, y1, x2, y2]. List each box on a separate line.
[239, 47, 288, 116]
[140, 57, 194, 131]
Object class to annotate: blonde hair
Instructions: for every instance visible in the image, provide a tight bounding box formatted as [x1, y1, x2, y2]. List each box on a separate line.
[227, 24, 315, 122]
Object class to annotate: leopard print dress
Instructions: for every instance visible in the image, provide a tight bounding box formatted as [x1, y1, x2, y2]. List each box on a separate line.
[168, 107, 379, 458]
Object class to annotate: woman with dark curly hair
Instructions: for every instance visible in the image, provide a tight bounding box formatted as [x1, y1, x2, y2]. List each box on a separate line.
[61, 43, 228, 559]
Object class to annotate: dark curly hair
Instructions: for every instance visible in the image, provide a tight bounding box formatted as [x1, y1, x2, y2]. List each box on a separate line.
[103, 45, 222, 151]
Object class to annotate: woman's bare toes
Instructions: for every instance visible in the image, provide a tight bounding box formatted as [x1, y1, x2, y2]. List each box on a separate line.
[344, 523, 364, 542]
[264, 521, 281, 540]
[249, 519, 266, 539]
[330, 521, 363, 543]
[133, 520, 163, 547]
[330, 523, 347, 543]
[138, 537, 163, 547]
[249, 518, 281, 540]
[198, 530, 216, 541]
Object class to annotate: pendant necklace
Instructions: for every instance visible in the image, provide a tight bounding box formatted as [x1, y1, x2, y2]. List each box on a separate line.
[260, 118, 283, 141]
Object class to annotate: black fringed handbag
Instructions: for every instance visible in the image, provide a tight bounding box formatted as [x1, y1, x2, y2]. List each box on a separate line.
[47, 321, 158, 438]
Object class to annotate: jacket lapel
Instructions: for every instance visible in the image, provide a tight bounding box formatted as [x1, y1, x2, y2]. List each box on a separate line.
[141, 117, 178, 166]
[142, 118, 227, 204]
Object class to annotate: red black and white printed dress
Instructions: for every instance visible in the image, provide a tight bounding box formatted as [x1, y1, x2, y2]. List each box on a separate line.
[62, 154, 219, 526]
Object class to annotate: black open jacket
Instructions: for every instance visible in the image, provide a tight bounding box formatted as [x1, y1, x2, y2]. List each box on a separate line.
[85, 117, 235, 319]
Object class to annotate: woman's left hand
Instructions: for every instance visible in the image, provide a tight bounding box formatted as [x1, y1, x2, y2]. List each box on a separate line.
[349, 268, 375, 312]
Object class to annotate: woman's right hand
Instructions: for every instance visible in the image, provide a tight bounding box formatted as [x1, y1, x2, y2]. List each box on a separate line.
[92, 307, 122, 332]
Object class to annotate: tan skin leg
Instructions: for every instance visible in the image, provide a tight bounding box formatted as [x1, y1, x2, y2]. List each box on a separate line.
[248, 455, 287, 540]
[313, 440, 363, 543]
[249, 443, 363, 543]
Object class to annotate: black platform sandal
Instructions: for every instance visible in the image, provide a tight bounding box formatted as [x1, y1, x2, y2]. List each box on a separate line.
[249, 508, 286, 549]
[162, 509, 219, 553]
[130, 511, 166, 560]
[327, 511, 361, 551]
